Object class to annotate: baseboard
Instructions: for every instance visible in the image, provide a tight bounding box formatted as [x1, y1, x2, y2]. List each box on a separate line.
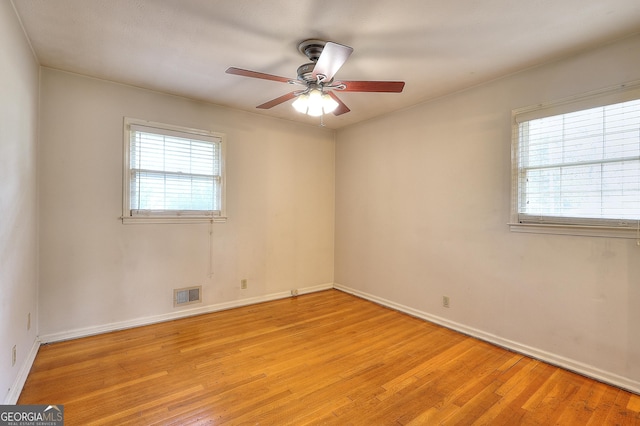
[4, 338, 40, 404]
[333, 283, 640, 396]
[39, 283, 333, 344]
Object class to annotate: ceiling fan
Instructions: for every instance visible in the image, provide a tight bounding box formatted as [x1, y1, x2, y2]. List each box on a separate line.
[226, 39, 405, 117]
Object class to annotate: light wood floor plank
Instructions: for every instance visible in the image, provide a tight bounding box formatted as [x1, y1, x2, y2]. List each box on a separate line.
[18, 290, 640, 425]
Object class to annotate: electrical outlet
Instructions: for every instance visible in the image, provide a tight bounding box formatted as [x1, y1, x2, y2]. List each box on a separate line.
[443, 296, 450, 308]
[241, 279, 247, 289]
[12, 345, 16, 367]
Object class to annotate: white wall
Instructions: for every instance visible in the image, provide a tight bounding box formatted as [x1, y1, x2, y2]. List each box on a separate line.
[0, 1, 40, 403]
[335, 34, 640, 392]
[38, 69, 335, 338]
[10, 4, 639, 398]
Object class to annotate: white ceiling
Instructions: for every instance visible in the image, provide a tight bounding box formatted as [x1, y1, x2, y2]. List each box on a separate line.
[12, 0, 640, 129]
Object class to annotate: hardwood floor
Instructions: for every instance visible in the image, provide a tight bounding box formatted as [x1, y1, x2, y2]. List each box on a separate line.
[19, 290, 640, 425]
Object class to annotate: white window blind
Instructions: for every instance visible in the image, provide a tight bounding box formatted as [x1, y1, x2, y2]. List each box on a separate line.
[123, 119, 226, 223]
[512, 84, 640, 236]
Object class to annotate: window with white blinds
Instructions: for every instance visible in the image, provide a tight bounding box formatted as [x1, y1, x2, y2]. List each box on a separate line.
[123, 118, 226, 223]
[511, 83, 640, 237]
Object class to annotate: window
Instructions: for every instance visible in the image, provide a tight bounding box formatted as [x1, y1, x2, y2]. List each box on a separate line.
[511, 82, 640, 238]
[122, 118, 226, 224]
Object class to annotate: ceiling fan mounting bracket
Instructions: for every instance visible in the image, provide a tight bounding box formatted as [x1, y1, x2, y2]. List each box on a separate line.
[298, 39, 327, 62]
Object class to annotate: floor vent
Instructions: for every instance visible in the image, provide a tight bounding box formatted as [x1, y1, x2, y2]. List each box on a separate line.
[174, 286, 202, 307]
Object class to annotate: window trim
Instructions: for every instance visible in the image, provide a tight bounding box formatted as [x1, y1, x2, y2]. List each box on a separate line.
[122, 117, 227, 224]
[510, 81, 640, 239]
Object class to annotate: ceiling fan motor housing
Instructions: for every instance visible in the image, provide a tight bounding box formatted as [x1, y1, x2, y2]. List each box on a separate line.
[297, 63, 318, 83]
[297, 40, 329, 84]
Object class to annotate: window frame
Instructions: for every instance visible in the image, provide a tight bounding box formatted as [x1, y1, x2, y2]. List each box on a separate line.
[510, 81, 640, 239]
[122, 117, 227, 224]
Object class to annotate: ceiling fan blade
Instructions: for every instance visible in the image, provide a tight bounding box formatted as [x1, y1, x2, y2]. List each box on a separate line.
[328, 92, 350, 116]
[312, 42, 353, 82]
[337, 81, 405, 93]
[256, 92, 297, 109]
[226, 67, 291, 84]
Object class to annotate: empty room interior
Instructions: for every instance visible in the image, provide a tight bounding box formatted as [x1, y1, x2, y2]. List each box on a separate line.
[2, 0, 640, 423]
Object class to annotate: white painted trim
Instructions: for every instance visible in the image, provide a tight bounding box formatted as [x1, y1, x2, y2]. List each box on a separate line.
[294, 282, 334, 296]
[39, 283, 334, 344]
[509, 222, 640, 239]
[333, 283, 640, 395]
[4, 338, 41, 404]
[122, 117, 227, 224]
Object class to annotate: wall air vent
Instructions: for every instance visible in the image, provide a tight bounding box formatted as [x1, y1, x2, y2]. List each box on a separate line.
[174, 285, 202, 307]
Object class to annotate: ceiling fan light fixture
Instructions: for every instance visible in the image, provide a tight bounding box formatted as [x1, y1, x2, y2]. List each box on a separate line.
[292, 89, 339, 116]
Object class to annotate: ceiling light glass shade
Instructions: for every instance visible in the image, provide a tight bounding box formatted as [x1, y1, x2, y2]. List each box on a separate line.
[292, 94, 309, 114]
[321, 93, 339, 114]
[292, 89, 339, 116]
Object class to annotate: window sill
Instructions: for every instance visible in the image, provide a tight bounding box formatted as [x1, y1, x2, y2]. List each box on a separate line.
[509, 222, 639, 239]
[122, 216, 227, 225]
